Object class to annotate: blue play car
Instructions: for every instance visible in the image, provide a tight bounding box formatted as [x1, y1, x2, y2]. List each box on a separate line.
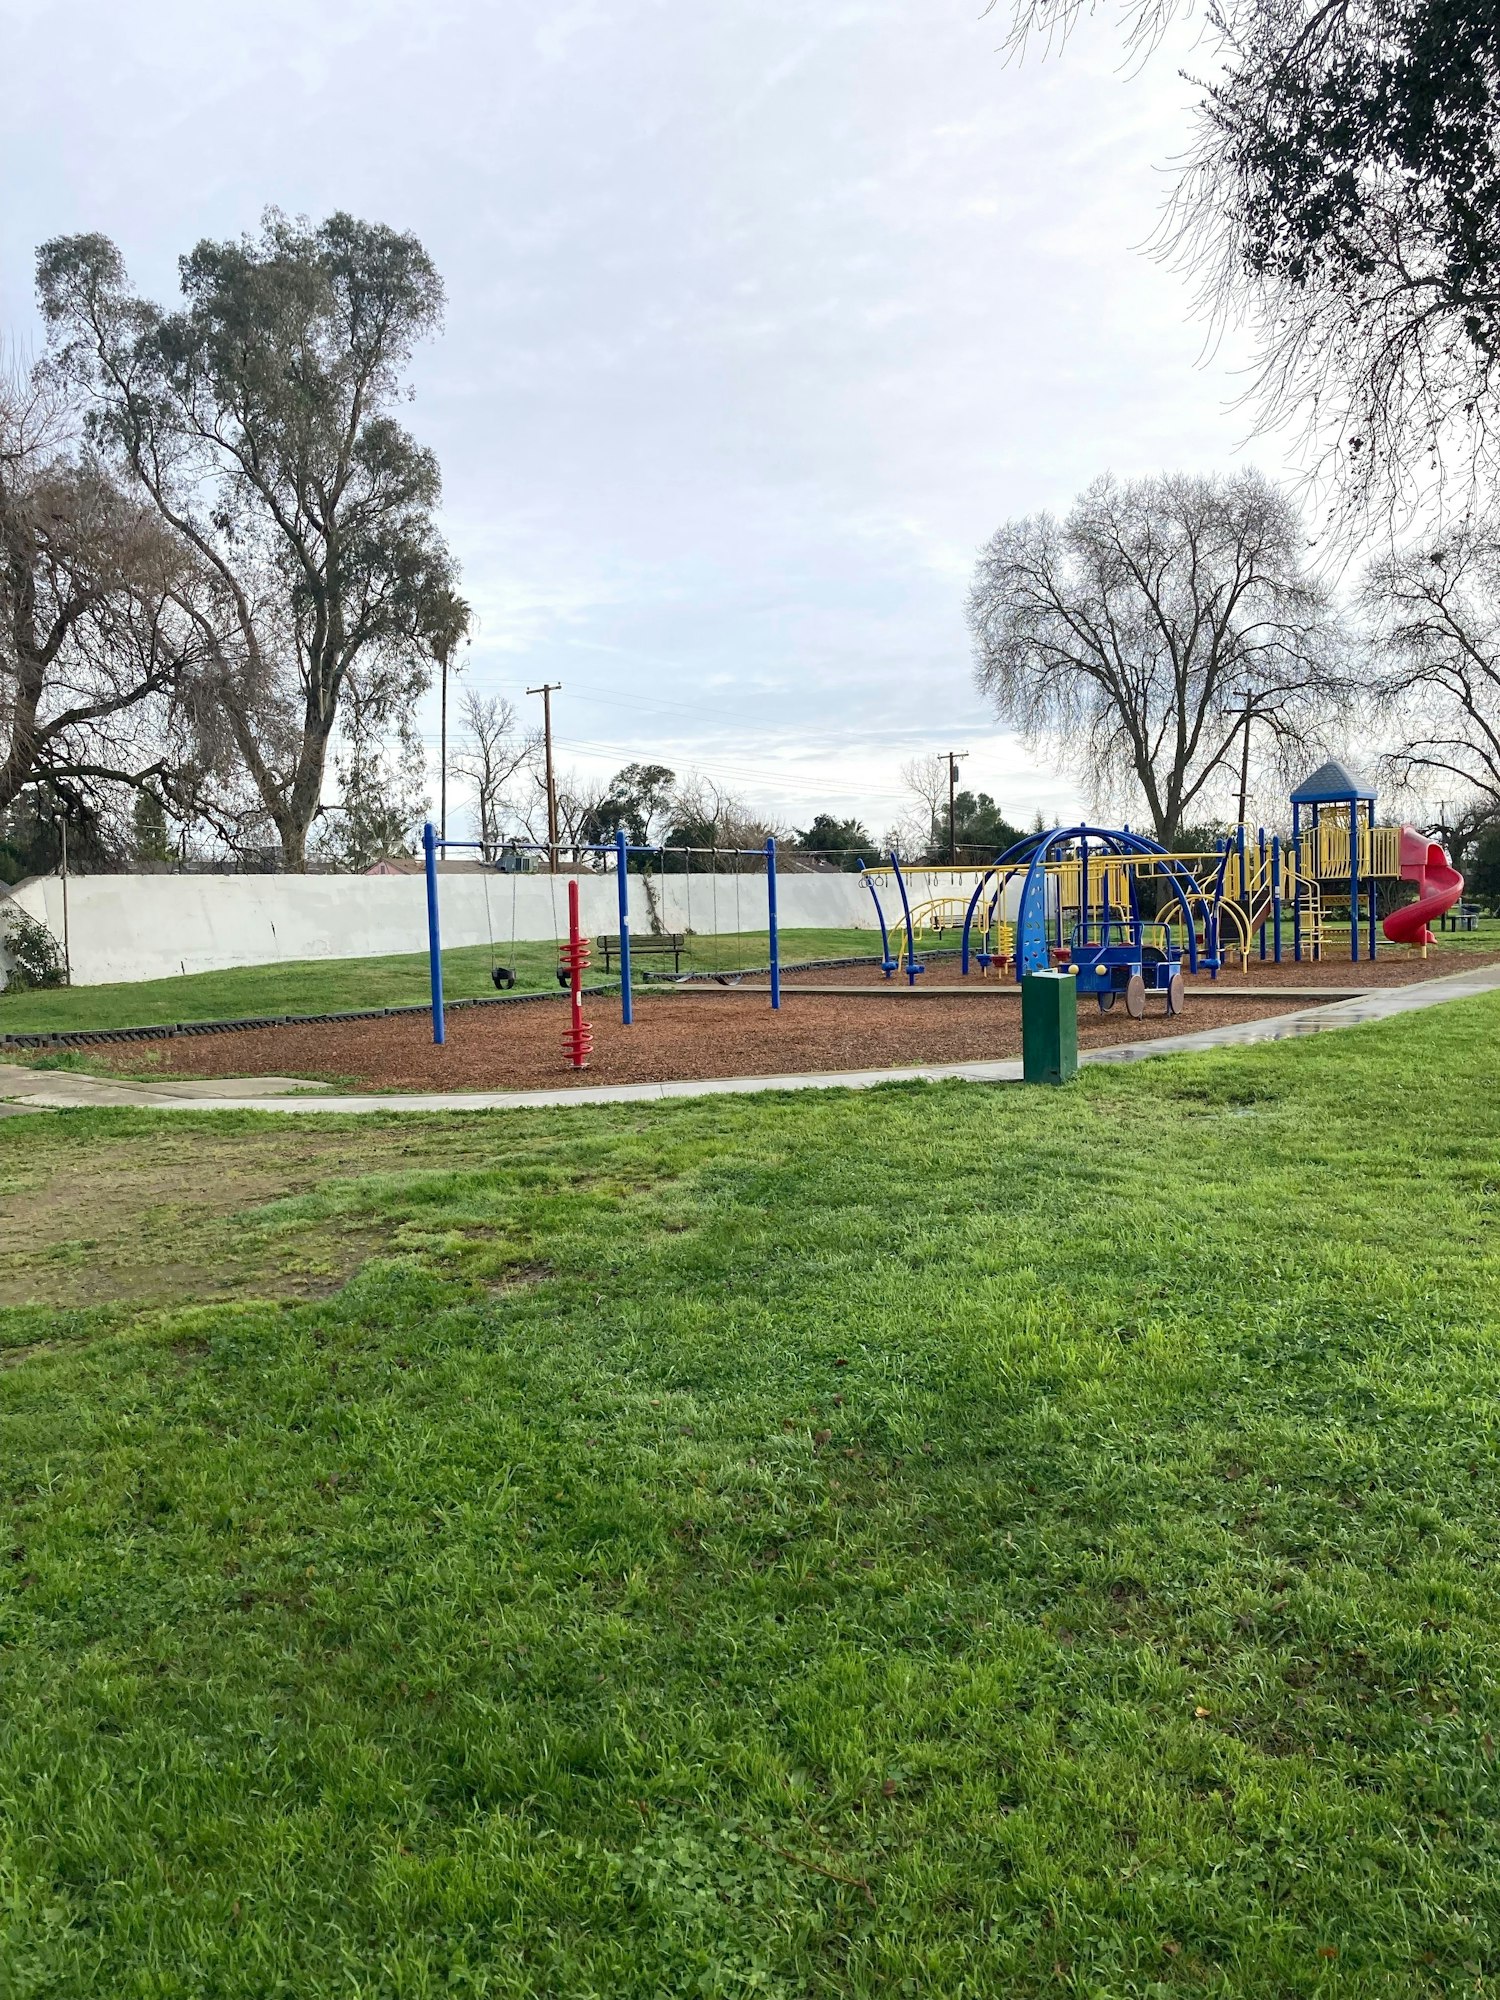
[1067, 922, 1186, 1018]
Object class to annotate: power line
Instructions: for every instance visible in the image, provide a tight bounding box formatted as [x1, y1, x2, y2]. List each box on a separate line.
[551, 733, 910, 807]
[409, 719, 944, 800]
[441, 659, 999, 753]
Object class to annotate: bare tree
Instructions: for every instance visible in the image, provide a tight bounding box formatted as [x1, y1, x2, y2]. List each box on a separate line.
[990, 0, 1500, 517]
[896, 754, 949, 857]
[553, 769, 624, 864]
[1366, 522, 1500, 818]
[967, 470, 1349, 844]
[1, 356, 202, 831]
[660, 774, 787, 865]
[452, 689, 533, 858]
[1165, 0, 1500, 520]
[37, 213, 465, 869]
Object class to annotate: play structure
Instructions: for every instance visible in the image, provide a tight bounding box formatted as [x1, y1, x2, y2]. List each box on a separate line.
[857, 855, 1018, 984]
[421, 823, 782, 1046]
[415, 761, 1464, 1074]
[858, 761, 1466, 996]
[560, 879, 593, 1069]
[1382, 827, 1466, 951]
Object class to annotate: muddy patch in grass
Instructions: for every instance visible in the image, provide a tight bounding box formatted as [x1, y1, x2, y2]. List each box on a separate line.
[0, 1122, 550, 1310]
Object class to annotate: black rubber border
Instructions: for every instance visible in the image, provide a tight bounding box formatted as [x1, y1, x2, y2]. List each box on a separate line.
[0, 949, 957, 1052]
[0, 984, 618, 1052]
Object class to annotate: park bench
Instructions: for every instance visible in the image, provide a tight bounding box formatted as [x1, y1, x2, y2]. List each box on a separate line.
[593, 931, 687, 974]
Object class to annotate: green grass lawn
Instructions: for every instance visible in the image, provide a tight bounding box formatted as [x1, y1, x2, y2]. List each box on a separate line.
[6, 917, 1496, 1041]
[0, 927, 879, 1036]
[3, 998, 1500, 1995]
[1320, 912, 1500, 955]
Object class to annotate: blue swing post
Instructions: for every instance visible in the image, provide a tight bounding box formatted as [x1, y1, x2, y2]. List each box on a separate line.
[889, 853, 924, 986]
[614, 825, 633, 1026]
[766, 837, 781, 1010]
[424, 819, 446, 1046]
[960, 866, 995, 977]
[860, 859, 898, 977]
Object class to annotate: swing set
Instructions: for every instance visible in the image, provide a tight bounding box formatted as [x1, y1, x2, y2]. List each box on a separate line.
[421, 823, 783, 1066]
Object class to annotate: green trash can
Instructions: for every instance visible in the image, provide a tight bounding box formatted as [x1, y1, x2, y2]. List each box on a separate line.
[1021, 969, 1078, 1085]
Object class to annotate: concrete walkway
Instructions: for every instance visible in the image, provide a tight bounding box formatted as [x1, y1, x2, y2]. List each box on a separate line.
[746, 981, 1381, 1000]
[3, 962, 1497, 1118]
[0, 1070, 334, 1111]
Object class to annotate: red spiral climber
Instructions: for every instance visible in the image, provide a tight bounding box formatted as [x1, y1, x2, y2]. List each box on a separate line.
[561, 879, 593, 1069]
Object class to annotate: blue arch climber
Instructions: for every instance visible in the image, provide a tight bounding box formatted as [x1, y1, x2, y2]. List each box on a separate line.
[959, 825, 1216, 980]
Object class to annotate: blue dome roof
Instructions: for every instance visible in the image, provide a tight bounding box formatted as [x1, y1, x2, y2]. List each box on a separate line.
[1290, 759, 1376, 804]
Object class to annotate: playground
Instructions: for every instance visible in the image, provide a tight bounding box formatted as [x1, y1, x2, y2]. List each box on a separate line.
[20, 760, 1490, 1095]
[35, 936, 1498, 1093]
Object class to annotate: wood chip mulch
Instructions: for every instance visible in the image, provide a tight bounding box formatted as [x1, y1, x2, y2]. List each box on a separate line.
[782, 945, 1499, 992]
[80, 988, 1325, 1094]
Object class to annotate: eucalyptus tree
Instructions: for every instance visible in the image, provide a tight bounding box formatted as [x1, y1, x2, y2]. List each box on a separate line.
[967, 470, 1349, 844]
[37, 211, 465, 868]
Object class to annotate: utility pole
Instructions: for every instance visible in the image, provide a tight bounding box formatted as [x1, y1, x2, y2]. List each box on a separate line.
[946, 750, 968, 865]
[1233, 689, 1255, 829]
[527, 681, 562, 871]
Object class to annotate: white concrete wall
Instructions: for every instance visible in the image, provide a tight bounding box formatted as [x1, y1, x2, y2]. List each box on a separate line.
[0, 864, 1020, 989]
[0, 868, 889, 988]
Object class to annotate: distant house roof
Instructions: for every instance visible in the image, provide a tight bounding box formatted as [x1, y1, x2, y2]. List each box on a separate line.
[1290, 759, 1376, 804]
[365, 856, 491, 875]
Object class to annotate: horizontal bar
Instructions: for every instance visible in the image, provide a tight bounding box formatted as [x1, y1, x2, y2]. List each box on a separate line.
[430, 836, 775, 859]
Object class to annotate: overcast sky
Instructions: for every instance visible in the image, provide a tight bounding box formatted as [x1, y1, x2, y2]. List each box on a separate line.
[1, 0, 1270, 840]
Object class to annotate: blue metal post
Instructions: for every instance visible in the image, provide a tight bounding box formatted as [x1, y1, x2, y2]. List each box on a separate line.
[615, 825, 633, 1025]
[1367, 802, 1378, 959]
[1271, 835, 1282, 963]
[1080, 834, 1090, 946]
[766, 838, 781, 1010]
[1348, 796, 1360, 962]
[861, 860, 898, 977]
[1257, 827, 1267, 959]
[1292, 802, 1302, 961]
[1102, 849, 1113, 943]
[424, 820, 445, 1046]
[890, 853, 923, 984]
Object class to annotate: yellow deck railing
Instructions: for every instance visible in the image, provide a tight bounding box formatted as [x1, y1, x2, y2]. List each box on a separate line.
[1297, 816, 1402, 883]
[863, 826, 1374, 963]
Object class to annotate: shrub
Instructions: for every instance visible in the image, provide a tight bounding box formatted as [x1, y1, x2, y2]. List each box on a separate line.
[0, 906, 68, 990]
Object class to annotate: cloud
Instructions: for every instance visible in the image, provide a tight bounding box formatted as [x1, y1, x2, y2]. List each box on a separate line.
[0, 0, 1268, 834]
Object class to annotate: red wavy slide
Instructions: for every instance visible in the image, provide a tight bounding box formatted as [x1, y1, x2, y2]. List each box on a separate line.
[1383, 826, 1465, 948]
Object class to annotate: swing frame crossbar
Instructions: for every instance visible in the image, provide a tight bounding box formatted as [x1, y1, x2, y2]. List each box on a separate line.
[421, 823, 781, 1046]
